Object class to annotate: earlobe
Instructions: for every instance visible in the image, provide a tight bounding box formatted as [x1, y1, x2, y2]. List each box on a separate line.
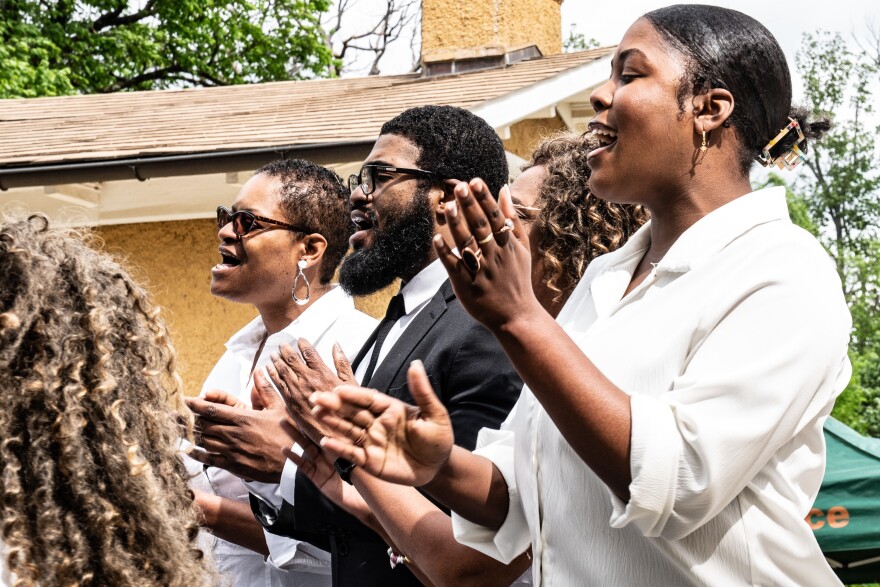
[433, 186, 453, 224]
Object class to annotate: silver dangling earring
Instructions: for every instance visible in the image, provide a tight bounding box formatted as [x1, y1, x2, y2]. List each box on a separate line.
[292, 259, 310, 306]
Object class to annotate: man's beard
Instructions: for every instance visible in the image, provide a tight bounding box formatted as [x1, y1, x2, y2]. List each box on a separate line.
[339, 188, 435, 297]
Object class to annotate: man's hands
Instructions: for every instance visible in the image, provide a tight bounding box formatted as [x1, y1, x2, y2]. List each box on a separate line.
[187, 338, 355, 483]
[186, 378, 292, 483]
[311, 360, 455, 487]
[267, 339, 353, 445]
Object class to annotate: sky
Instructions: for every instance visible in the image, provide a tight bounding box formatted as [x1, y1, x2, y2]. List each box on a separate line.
[561, 0, 879, 102]
[351, 0, 879, 104]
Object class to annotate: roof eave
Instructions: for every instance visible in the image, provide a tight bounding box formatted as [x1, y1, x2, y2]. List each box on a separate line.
[470, 52, 611, 130]
[0, 139, 375, 190]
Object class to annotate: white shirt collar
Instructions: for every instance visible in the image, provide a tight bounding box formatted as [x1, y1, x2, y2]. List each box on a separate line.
[225, 285, 354, 352]
[657, 186, 790, 273]
[398, 257, 448, 315]
[601, 186, 790, 276]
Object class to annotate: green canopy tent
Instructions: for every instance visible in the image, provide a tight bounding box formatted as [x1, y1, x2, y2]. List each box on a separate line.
[810, 417, 880, 584]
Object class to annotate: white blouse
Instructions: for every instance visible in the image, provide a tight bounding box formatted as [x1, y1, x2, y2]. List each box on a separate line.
[188, 285, 376, 586]
[453, 187, 851, 586]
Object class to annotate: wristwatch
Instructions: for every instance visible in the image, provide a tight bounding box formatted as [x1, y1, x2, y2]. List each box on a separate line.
[334, 458, 357, 484]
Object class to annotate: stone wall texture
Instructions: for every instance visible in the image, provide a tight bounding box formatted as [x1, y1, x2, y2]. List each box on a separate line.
[422, 0, 563, 58]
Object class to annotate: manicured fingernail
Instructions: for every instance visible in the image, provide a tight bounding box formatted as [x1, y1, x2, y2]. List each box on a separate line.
[271, 352, 280, 360]
[319, 437, 328, 447]
[309, 392, 320, 404]
[447, 201, 458, 217]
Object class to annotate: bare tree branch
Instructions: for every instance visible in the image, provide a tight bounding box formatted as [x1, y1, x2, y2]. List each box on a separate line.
[92, 0, 158, 32]
[328, 0, 420, 76]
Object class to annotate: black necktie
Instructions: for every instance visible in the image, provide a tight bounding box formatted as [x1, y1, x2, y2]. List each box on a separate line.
[361, 294, 405, 386]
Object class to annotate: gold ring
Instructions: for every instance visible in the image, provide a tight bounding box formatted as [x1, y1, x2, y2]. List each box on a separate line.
[494, 218, 514, 235]
[462, 235, 475, 249]
[477, 232, 494, 245]
[461, 247, 482, 274]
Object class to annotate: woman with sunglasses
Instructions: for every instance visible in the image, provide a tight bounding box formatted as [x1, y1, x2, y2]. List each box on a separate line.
[188, 159, 376, 586]
[310, 6, 852, 585]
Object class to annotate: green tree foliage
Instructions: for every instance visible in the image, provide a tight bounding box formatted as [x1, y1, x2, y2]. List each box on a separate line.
[0, 0, 336, 98]
[562, 24, 599, 53]
[787, 31, 880, 436]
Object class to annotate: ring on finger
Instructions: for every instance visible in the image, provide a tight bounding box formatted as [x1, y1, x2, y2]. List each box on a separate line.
[493, 218, 514, 235]
[462, 234, 475, 249]
[461, 246, 483, 274]
[477, 232, 494, 245]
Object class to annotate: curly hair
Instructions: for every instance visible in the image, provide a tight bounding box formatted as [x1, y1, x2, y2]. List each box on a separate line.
[0, 214, 213, 586]
[256, 158, 353, 284]
[525, 132, 649, 305]
[380, 105, 509, 198]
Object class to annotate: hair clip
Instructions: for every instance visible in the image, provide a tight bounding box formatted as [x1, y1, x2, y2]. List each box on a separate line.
[757, 118, 806, 170]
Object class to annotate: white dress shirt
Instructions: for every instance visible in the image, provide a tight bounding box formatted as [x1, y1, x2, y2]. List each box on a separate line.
[188, 285, 376, 587]
[453, 187, 851, 586]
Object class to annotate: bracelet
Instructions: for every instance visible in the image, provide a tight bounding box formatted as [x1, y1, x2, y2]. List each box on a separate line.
[387, 547, 412, 569]
[333, 458, 357, 485]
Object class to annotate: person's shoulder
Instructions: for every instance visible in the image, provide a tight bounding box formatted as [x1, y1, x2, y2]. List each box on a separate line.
[740, 220, 841, 285]
[331, 306, 378, 353]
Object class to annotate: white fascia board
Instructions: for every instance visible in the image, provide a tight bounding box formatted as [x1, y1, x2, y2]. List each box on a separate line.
[470, 53, 611, 129]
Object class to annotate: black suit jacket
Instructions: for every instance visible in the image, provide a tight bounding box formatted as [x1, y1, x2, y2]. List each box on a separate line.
[252, 279, 522, 586]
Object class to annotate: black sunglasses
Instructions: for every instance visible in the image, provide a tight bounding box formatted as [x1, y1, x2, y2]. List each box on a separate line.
[348, 164, 438, 195]
[216, 206, 312, 237]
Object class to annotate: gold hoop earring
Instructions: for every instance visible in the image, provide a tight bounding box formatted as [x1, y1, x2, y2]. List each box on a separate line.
[701, 130, 709, 152]
[292, 259, 310, 306]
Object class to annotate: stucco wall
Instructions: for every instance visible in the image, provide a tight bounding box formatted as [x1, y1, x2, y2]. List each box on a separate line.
[98, 219, 255, 396]
[503, 115, 568, 159]
[422, 0, 563, 58]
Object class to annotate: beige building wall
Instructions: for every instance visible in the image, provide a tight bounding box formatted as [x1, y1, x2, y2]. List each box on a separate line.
[503, 115, 569, 159]
[98, 219, 255, 395]
[422, 0, 564, 59]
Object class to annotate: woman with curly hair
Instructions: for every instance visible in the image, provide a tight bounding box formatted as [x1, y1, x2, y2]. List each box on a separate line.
[0, 214, 213, 586]
[522, 131, 648, 317]
[279, 132, 644, 586]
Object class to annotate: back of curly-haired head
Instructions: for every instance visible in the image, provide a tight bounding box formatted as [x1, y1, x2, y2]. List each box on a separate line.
[380, 105, 509, 198]
[524, 132, 649, 304]
[256, 159, 352, 284]
[0, 214, 213, 586]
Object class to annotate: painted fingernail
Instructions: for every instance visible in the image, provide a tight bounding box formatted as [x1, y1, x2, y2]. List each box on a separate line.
[309, 392, 320, 404]
[447, 201, 458, 217]
[319, 436, 328, 447]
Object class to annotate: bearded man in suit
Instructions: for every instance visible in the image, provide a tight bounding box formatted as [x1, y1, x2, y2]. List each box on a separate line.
[196, 105, 522, 586]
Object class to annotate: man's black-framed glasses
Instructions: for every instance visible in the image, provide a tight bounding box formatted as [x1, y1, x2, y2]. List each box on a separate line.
[216, 206, 312, 237]
[348, 164, 438, 196]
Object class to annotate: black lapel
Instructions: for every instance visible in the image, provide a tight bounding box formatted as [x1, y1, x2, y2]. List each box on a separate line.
[350, 320, 382, 372]
[367, 280, 455, 392]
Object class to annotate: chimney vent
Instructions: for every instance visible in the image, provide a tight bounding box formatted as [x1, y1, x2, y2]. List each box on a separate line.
[423, 45, 543, 78]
